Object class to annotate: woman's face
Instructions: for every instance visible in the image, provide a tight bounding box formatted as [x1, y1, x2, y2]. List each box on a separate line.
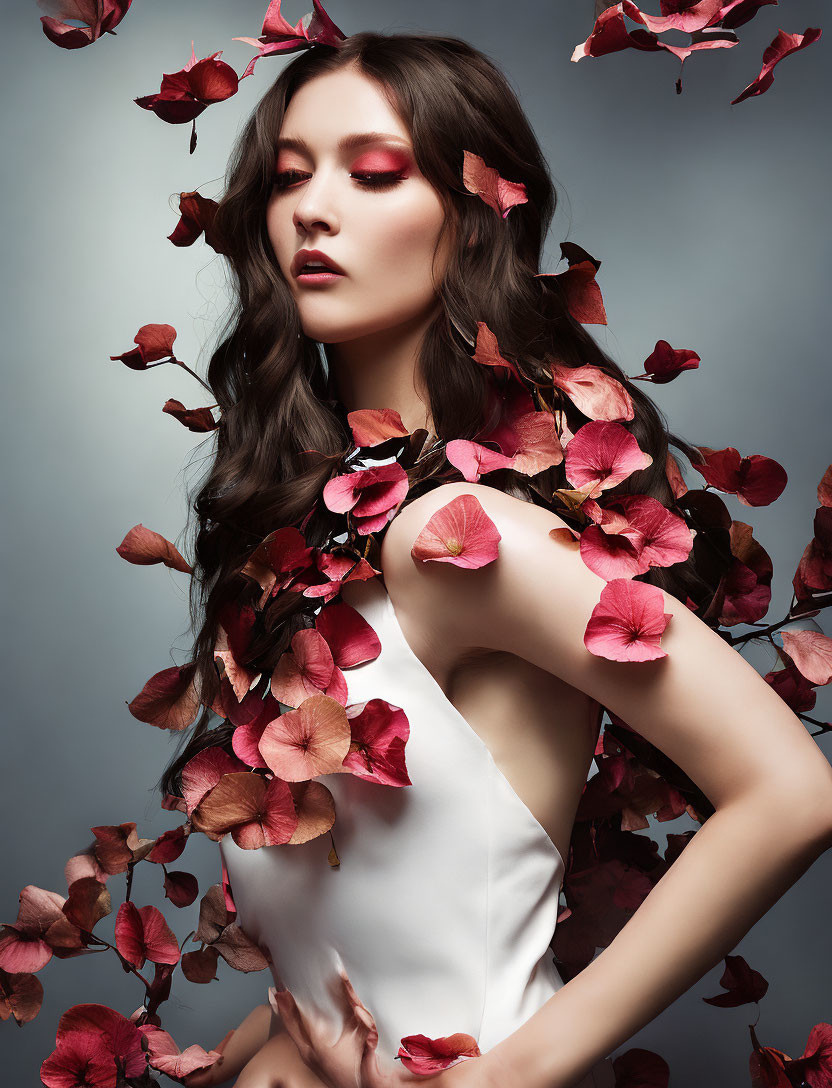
[266, 66, 451, 344]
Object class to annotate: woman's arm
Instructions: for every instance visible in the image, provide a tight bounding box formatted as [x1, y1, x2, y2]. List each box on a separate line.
[482, 795, 832, 1088]
[183, 1002, 281, 1087]
[380, 481, 832, 1088]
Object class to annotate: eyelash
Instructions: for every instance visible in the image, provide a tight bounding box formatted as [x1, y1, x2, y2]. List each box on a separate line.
[272, 169, 404, 192]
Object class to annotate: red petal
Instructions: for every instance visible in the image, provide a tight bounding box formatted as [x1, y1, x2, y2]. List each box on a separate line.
[162, 397, 219, 432]
[128, 662, 202, 731]
[340, 698, 412, 786]
[732, 27, 822, 105]
[116, 522, 192, 572]
[471, 321, 523, 383]
[163, 870, 199, 908]
[702, 953, 768, 1007]
[462, 150, 527, 218]
[347, 407, 411, 446]
[397, 1031, 481, 1074]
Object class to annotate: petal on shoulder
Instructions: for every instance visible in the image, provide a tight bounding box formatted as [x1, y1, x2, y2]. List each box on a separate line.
[382, 481, 832, 823]
[381, 480, 570, 581]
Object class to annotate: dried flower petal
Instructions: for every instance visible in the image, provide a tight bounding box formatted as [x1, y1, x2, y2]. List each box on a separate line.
[116, 523, 192, 572]
[38, 0, 133, 49]
[114, 902, 180, 969]
[259, 694, 352, 780]
[462, 150, 527, 219]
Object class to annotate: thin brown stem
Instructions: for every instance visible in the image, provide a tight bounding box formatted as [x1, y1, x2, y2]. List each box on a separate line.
[171, 357, 214, 396]
[88, 934, 152, 991]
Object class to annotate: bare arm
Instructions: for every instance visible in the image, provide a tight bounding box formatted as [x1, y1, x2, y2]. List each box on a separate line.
[381, 482, 832, 1088]
[487, 797, 831, 1088]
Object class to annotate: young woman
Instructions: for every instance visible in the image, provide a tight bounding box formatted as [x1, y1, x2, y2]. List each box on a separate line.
[173, 30, 832, 1088]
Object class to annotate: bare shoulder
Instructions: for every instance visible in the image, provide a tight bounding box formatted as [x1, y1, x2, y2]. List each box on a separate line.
[379, 487, 832, 822]
[379, 480, 575, 658]
[381, 479, 572, 576]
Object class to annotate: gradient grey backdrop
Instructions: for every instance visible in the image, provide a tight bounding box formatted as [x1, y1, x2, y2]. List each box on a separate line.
[3, 0, 830, 1083]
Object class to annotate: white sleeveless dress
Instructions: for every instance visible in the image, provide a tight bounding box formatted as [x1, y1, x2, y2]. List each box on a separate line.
[220, 574, 616, 1087]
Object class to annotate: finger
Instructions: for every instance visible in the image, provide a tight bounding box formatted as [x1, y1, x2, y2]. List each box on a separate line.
[359, 1031, 391, 1088]
[337, 967, 378, 1036]
[269, 987, 317, 1069]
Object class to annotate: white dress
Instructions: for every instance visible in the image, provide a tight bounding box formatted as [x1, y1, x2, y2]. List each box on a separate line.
[220, 574, 616, 1087]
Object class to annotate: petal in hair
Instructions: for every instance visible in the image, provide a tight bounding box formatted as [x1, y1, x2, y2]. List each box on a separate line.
[462, 150, 527, 219]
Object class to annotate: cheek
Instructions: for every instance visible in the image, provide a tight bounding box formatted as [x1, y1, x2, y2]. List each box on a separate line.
[266, 198, 293, 273]
[267, 207, 291, 274]
[362, 194, 445, 284]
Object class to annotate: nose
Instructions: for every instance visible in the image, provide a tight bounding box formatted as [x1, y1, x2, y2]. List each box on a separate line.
[291, 171, 340, 236]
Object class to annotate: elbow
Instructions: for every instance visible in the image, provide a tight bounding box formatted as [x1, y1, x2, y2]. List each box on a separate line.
[812, 796, 832, 850]
[721, 770, 832, 850]
[753, 779, 832, 850]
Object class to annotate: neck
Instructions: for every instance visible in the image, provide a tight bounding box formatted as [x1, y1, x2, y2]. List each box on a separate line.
[325, 309, 437, 437]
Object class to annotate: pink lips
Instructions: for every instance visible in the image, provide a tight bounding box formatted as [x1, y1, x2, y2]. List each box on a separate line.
[296, 269, 344, 285]
[291, 248, 346, 278]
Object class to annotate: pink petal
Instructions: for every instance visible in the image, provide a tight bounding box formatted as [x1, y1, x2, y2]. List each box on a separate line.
[565, 420, 653, 496]
[584, 577, 673, 661]
[181, 747, 249, 817]
[410, 494, 501, 569]
[259, 695, 352, 780]
[780, 629, 832, 686]
[550, 362, 634, 422]
[445, 439, 516, 482]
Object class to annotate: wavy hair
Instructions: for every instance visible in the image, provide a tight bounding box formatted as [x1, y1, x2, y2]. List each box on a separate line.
[157, 31, 712, 800]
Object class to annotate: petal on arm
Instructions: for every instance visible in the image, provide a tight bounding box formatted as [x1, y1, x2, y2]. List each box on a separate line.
[382, 481, 832, 831]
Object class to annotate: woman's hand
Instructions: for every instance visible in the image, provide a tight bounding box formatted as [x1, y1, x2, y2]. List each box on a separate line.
[225, 1030, 488, 1088]
[266, 970, 500, 1088]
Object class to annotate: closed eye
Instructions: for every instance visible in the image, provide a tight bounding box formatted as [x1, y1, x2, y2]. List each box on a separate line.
[272, 170, 404, 192]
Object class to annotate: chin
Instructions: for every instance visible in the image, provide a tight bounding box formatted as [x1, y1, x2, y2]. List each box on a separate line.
[298, 314, 394, 345]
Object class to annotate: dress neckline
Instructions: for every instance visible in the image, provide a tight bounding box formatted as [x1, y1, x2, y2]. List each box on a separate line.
[362, 576, 566, 875]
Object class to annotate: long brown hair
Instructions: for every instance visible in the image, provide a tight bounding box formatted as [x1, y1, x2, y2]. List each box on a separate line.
[157, 31, 711, 800]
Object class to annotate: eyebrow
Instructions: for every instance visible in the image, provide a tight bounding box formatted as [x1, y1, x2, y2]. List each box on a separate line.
[275, 131, 411, 154]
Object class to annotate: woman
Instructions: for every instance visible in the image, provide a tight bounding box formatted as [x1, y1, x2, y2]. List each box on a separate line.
[172, 29, 832, 1088]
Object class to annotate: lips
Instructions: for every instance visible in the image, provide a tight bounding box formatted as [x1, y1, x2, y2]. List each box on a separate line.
[291, 249, 346, 277]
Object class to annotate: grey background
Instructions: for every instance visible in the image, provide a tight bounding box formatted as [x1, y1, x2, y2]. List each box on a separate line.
[2, 0, 830, 1083]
